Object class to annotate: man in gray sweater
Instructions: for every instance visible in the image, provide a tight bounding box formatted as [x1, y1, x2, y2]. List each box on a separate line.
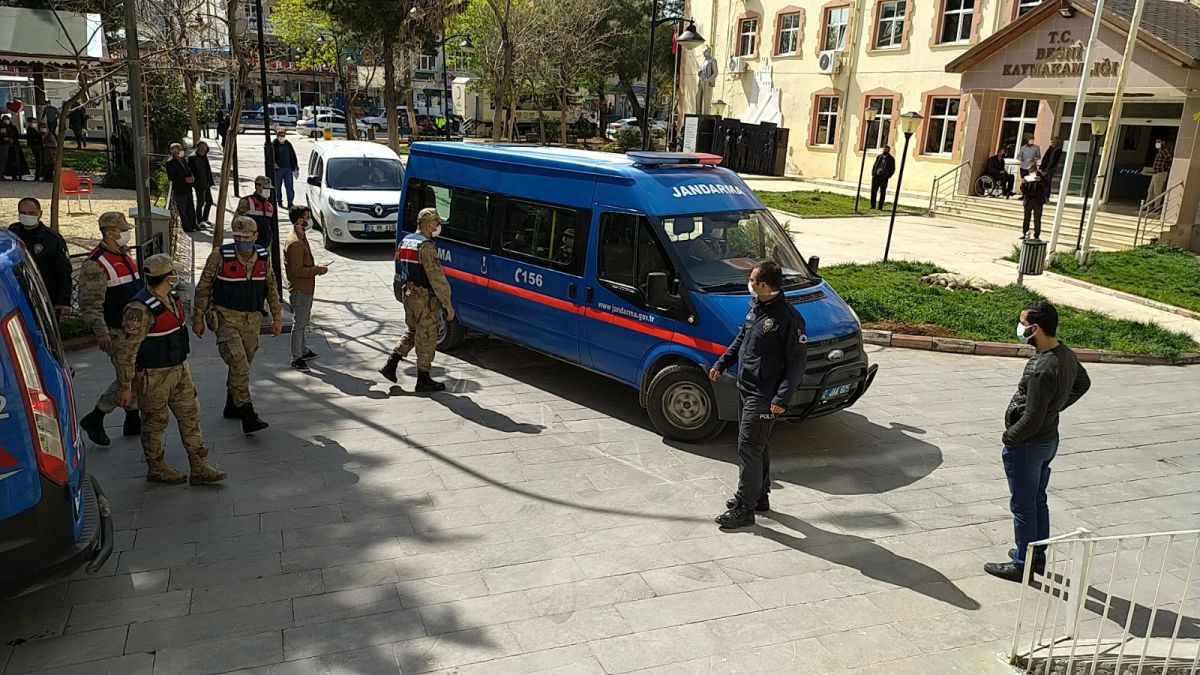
[986, 301, 1091, 582]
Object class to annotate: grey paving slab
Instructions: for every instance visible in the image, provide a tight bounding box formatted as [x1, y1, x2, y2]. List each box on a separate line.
[124, 599, 293, 654]
[229, 644, 401, 675]
[392, 624, 523, 674]
[63, 589, 191, 633]
[281, 608, 424, 661]
[189, 570, 324, 614]
[20, 653, 154, 675]
[423, 644, 604, 675]
[5, 625, 127, 674]
[151, 630, 283, 675]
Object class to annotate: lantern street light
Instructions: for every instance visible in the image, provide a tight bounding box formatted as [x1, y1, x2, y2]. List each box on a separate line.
[883, 111, 922, 262]
[854, 106, 879, 214]
[712, 99, 726, 117]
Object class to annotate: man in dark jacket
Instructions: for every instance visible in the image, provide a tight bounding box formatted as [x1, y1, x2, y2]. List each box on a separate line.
[272, 129, 299, 208]
[709, 261, 807, 529]
[68, 106, 88, 148]
[1039, 137, 1063, 197]
[870, 145, 896, 210]
[26, 119, 45, 182]
[189, 141, 216, 227]
[984, 147, 1015, 198]
[9, 197, 72, 314]
[1020, 169, 1050, 239]
[165, 142, 199, 232]
[985, 301, 1090, 582]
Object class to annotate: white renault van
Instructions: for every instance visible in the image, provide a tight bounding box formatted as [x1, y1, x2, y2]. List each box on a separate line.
[304, 140, 405, 250]
[268, 102, 299, 126]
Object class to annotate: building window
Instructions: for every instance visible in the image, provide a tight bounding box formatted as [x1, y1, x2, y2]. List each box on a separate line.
[822, 7, 849, 51]
[739, 18, 758, 56]
[813, 95, 840, 146]
[1017, 0, 1042, 16]
[418, 52, 437, 71]
[1000, 98, 1039, 153]
[864, 97, 894, 150]
[778, 13, 801, 55]
[923, 96, 960, 155]
[875, 1, 907, 49]
[940, 0, 975, 43]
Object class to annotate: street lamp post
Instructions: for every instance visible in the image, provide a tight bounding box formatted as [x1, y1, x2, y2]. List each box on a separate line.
[712, 99, 726, 118]
[642, 10, 704, 151]
[883, 111, 922, 263]
[1075, 116, 1109, 253]
[438, 33, 472, 141]
[854, 107, 879, 214]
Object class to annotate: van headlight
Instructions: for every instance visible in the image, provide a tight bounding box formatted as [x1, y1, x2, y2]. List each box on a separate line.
[849, 306, 862, 327]
[328, 197, 350, 213]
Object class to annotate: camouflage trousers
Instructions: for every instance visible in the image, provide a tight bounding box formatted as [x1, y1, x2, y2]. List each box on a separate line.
[95, 330, 138, 413]
[215, 308, 262, 407]
[133, 362, 207, 463]
[394, 284, 441, 371]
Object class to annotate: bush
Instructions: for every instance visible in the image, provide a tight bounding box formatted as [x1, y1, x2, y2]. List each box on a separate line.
[58, 315, 89, 341]
[102, 163, 135, 189]
[613, 128, 642, 151]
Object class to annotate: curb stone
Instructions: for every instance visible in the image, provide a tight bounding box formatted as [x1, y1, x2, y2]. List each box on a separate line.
[864, 329, 1198, 366]
[993, 259, 1200, 320]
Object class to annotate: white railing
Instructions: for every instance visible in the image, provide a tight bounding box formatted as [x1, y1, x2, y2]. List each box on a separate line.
[928, 160, 971, 214]
[1011, 527, 1200, 675]
[1134, 181, 1183, 247]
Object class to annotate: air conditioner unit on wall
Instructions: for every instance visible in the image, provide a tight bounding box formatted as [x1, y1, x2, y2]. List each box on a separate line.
[727, 55, 748, 76]
[818, 50, 843, 75]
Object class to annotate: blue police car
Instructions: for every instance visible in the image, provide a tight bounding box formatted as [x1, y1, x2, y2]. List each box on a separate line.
[397, 145, 877, 441]
[0, 230, 112, 598]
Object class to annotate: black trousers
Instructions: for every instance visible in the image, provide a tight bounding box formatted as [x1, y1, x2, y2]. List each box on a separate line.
[173, 184, 197, 232]
[736, 395, 776, 507]
[194, 184, 213, 224]
[870, 177, 889, 209]
[1023, 200, 1044, 238]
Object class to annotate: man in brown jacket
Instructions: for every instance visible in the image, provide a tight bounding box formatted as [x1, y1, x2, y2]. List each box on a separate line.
[283, 205, 327, 371]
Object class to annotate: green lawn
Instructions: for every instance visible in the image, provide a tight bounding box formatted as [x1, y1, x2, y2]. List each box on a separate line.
[1045, 245, 1200, 314]
[821, 260, 1199, 357]
[758, 190, 925, 217]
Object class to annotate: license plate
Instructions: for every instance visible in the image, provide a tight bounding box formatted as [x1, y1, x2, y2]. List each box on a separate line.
[821, 384, 852, 401]
[366, 223, 394, 233]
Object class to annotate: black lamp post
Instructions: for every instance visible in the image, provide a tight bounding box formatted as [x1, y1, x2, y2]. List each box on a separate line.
[1075, 116, 1108, 252]
[642, 8, 704, 151]
[883, 111, 922, 263]
[253, 0, 282, 295]
[854, 106, 879, 214]
[438, 32, 472, 140]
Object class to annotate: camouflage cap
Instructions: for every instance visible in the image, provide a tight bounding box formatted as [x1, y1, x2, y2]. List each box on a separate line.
[254, 175, 273, 188]
[143, 253, 177, 277]
[98, 211, 133, 232]
[230, 216, 258, 236]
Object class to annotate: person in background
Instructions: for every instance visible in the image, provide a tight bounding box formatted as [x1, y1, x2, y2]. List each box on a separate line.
[165, 142, 199, 232]
[189, 141, 216, 228]
[216, 110, 230, 147]
[41, 124, 58, 182]
[985, 301, 1090, 582]
[26, 119, 44, 182]
[1039, 137, 1063, 198]
[272, 129, 299, 209]
[0, 116, 10, 181]
[41, 101, 60, 135]
[984, 146, 1015, 198]
[8, 197, 71, 313]
[110, 119, 133, 169]
[236, 175, 276, 249]
[2, 115, 27, 181]
[67, 106, 88, 148]
[870, 145, 896, 211]
[1146, 138, 1173, 213]
[1020, 169, 1049, 240]
[283, 205, 328, 371]
[1016, 135, 1041, 187]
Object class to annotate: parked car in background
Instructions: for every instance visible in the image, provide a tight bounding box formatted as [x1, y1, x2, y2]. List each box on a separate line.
[301, 106, 343, 121]
[238, 109, 265, 129]
[304, 140, 405, 250]
[267, 102, 300, 126]
[298, 113, 369, 138]
[605, 117, 667, 140]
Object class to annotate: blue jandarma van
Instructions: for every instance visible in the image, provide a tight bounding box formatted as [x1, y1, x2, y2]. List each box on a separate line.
[0, 230, 112, 598]
[397, 144, 877, 441]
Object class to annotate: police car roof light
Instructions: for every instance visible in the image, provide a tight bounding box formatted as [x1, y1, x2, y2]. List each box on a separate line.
[626, 151, 723, 167]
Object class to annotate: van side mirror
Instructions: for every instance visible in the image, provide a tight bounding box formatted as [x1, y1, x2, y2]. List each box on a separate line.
[306, 176, 320, 187]
[807, 255, 820, 276]
[646, 272, 676, 310]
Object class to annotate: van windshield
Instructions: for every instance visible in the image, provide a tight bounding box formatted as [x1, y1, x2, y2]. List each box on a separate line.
[660, 210, 814, 292]
[326, 158, 404, 191]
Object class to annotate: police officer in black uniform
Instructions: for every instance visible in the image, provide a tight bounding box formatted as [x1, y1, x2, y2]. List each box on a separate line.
[9, 197, 72, 314]
[710, 261, 807, 530]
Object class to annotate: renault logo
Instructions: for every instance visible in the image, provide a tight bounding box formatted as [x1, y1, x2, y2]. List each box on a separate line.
[827, 349, 845, 362]
[372, 204, 384, 217]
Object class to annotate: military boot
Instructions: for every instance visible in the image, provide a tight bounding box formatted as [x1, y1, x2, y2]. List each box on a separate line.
[378, 352, 403, 383]
[223, 393, 239, 419]
[415, 370, 446, 393]
[188, 456, 227, 484]
[80, 407, 110, 447]
[145, 460, 187, 484]
[123, 409, 142, 436]
[240, 403, 269, 434]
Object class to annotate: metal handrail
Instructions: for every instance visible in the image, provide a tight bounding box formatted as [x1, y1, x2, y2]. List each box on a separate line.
[928, 160, 971, 214]
[1134, 181, 1183, 247]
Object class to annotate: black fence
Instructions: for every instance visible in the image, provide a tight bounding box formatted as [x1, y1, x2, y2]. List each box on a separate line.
[709, 120, 789, 177]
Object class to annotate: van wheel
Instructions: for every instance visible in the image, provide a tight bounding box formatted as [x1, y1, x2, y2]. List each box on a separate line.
[646, 365, 725, 443]
[438, 312, 465, 351]
[321, 223, 340, 251]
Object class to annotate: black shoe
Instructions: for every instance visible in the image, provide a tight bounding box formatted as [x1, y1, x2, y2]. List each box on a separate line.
[415, 370, 446, 393]
[240, 404, 269, 434]
[291, 357, 310, 371]
[80, 407, 110, 447]
[984, 561, 1031, 582]
[122, 409, 142, 436]
[1009, 549, 1046, 572]
[223, 393, 240, 419]
[301, 350, 319, 361]
[715, 506, 755, 529]
[378, 353, 402, 383]
[725, 496, 770, 513]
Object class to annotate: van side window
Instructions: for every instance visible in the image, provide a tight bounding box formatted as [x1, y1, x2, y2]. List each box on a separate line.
[598, 213, 671, 300]
[404, 180, 491, 247]
[501, 199, 586, 275]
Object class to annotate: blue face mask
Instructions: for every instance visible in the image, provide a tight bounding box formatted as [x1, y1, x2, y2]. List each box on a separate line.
[235, 241, 255, 252]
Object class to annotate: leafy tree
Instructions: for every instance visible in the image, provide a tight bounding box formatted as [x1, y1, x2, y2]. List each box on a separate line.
[144, 69, 215, 154]
[605, 0, 679, 129]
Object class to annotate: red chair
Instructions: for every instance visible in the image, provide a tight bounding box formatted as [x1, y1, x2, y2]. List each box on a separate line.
[60, 168, 94, 213]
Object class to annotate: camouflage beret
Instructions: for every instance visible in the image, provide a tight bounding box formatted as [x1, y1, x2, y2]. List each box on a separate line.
[98, 211, 133, 231]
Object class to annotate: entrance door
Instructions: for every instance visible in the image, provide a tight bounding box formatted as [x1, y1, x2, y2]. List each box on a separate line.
[1107, 125, 1178, 205]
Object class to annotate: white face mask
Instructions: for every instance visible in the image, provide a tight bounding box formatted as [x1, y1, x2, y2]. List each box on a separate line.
[429, 224, 442, 238]
[18, 213, 40, 228]
[258, 188, 270, 198]
[747, 281, 757, 296]
[117, 231, 131, 247]
[1156, 142, 1163, 149]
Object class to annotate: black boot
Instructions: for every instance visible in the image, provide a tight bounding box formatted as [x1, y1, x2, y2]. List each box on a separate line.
[223, 393, 239, 419]
[415, 370, 445, 393]
[715, 504, 755, 529]
[80, 407, 110, 447]
[378, 352, 402, 383]
[123, 409, 142, 436]
[240, 403, 269, 434]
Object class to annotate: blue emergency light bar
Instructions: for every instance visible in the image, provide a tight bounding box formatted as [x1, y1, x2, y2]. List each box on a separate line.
[626, 151, 723, 167]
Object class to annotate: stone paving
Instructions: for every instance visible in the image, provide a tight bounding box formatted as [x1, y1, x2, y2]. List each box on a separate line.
[2, 134, 1197, 674]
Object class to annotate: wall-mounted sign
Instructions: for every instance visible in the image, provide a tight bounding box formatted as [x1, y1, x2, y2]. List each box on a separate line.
[1002, 30, 1120, 79]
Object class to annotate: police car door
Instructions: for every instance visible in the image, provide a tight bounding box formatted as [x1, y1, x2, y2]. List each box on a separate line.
[486, 198, 588, 363]
[582, 211, 679, 386]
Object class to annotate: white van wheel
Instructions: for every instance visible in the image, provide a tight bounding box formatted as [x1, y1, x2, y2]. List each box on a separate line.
[646, 365, 725, 443]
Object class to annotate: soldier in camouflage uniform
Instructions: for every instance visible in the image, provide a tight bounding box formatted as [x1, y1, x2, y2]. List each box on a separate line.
[192, 216, 282, 433]
[78, 212, 143, 446]
[112, 254, 226, 484]
[379, 207, 455, 392]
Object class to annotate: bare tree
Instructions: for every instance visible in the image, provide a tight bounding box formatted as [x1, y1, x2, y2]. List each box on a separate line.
[535, 0, 612, 145]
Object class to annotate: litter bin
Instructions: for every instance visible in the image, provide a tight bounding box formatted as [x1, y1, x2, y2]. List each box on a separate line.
[128, 204, 171, 265]
[366, 126, 376, 141]
[1016, 237, 1047, 285]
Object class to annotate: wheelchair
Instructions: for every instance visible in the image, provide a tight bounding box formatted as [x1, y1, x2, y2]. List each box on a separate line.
[974, 174, 1007, 197]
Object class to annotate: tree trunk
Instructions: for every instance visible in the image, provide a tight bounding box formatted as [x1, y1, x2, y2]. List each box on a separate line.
[492, 33, 512, 141]
[49, 91, 86, 233]
[557, 92, 569, 146]
[183, 74, 202, 144]
[213, 66, 249, 243]
[618, 75, 643, 124]
[343, 69, 359, 141]
[382, 32, 398, 151]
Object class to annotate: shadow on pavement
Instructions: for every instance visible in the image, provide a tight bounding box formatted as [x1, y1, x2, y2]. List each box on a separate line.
[427, 392, 545, 435]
